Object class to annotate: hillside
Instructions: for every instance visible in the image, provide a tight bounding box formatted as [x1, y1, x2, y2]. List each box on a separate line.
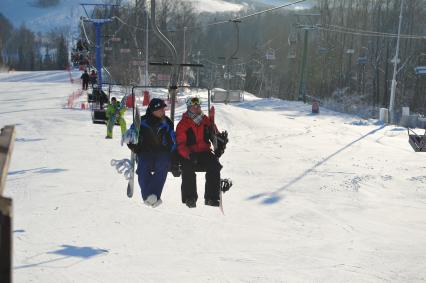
[1, 70, 426, 282]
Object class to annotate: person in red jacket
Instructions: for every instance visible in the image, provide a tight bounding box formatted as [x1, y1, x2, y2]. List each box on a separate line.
[176, 96, 222, 208]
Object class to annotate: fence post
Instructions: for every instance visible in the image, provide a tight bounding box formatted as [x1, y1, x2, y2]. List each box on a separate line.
[0, 125, 16, 283]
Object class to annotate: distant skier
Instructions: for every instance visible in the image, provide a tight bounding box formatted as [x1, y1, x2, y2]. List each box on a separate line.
[80, 70, 90, 90]
[90, 70, 97, 88]
[105, 97, 126, 139]
[76, 39, 84, 52]
[127, 98, 176, 207]
[176, 96, 222, 208]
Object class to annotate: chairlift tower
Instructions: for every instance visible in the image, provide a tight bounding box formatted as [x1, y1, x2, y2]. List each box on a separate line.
[295, 13, 320, 103]
[80, 3, 118, 91]
[225, 19, 241, 104]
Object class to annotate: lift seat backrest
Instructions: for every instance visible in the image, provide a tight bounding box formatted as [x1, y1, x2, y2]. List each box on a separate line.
[408, 128, 426, 152]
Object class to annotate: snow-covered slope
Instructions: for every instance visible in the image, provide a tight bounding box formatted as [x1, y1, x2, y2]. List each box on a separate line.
[1, 71, 426, 282]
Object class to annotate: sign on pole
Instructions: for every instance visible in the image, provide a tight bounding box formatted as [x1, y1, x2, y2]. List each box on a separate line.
[266, 49, 276, 60]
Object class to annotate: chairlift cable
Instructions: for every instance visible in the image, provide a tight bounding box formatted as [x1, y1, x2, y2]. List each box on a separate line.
[112, 0, 306, 33]
[231, 0, 306, 22]
[317, 25, 426, 40]
[80, 18, 93, 46]
[324, 24, 426, 39]
[103, 19, 127, 46]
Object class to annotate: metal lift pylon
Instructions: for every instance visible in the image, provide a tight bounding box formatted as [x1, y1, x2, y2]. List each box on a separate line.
[80, 3, 118, 123]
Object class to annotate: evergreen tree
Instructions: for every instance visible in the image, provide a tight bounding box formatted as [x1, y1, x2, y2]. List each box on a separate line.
[0, 13, 14, 68]
[44, 44, 52, 70]
[56, 34, 69, 69]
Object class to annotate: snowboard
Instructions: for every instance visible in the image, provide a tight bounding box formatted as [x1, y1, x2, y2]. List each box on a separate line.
[209, 106, 225, 214]
[127, 106, 141, 198]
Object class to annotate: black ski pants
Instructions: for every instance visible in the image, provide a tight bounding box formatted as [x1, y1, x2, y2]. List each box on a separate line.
[82, 81, 89, 90]
[181, 151, 222, 203]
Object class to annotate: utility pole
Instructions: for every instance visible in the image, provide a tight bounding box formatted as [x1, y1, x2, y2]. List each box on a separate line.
[389, 0, 405, 124]
[182, 26, 187, 84]
[298, 28, 309, 102]
[145, 9, 149, 86]
[196, 50, 200, 87]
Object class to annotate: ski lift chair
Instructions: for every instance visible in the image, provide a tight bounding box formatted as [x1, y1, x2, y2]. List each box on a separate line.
[408, 128, 426, 152]
[129, 86, 229, 176]
[90, 88, 110, 124]
[91, 92, 107, 124]
[92, 83, 128, 125]
[173, 92, 229, 177]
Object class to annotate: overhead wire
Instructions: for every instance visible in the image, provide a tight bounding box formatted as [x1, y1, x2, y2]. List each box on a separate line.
[325, 24, 425, 38]
[232, 0, 306, 22]
[112, 0, 307, 32]
[317, 24, 426, 40]
[78, 0, 306, 86]
[80, 18, 93, 46]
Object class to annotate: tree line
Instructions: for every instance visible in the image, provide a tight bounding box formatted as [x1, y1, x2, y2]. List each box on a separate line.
[90, 0, 426, 116]
[0, 12, 69, 71]
[2, 0, 426, 117]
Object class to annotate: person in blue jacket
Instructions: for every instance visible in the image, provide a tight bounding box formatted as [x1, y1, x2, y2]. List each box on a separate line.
[127, 98, 176, 207]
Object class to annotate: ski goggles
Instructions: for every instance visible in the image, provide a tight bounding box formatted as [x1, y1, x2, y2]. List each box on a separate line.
[186, 97, 201, 107]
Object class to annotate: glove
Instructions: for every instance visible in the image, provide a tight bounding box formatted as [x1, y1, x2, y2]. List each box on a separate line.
[214, 148, 224, 158]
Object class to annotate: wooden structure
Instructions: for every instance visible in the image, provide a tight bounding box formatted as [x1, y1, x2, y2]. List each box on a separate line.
[0, 125, 15, 283]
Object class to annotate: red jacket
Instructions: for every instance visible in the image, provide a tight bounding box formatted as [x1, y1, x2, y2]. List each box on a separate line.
[176, 112, 213, 159]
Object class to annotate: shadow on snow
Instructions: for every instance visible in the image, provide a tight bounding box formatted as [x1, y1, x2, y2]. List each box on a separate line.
[247, 124, 387, 205]
[8, 167, 68, 176]
[15, 138, 45, 142]
[14, 245, 109, 270]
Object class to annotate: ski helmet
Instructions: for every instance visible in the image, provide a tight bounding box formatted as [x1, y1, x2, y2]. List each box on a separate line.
[186, 96, 201, 108]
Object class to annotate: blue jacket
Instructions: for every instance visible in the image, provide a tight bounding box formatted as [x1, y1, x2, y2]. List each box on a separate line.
[128, 113, 176, 154]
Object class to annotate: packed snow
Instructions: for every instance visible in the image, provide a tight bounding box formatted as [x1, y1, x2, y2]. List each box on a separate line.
[1, 70, 426, 282]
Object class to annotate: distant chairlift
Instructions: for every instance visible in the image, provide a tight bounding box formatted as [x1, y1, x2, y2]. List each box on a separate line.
[408, 61, 426, 152]
[408, 128, 426, 152]
[211, 89, 244, 103]
[91, 83, 126, 125]
[357, 56, 368, 65]
[415, 66, 426, 75]
[212, 65, 245, 103]
[318, 47, 329, 55]
[287, 30, 297, 60]
[287, 52, 296, 60]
